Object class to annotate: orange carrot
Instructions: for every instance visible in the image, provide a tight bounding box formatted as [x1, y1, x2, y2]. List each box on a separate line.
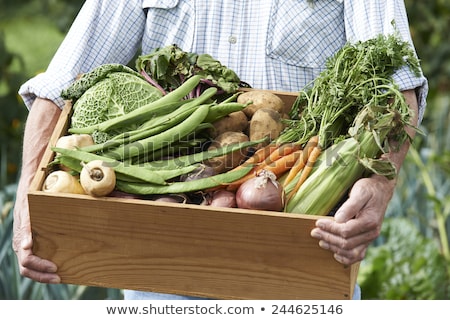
[263, 142, 301, 164]
[252, 142, 300, 173]
[283, 135, 319, 188]
[225, 148, 302, 191]
[239, 143, 279, 167]
[286, 144, 321, 202]
[259, 149, 302, 178]
[224, 143, 296, 190]
[224, 144, 277, 177]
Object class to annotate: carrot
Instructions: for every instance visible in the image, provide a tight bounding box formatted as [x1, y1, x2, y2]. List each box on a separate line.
[260, 143, 301, 166]
[238, 143, 279, 167]
[283, 135, 319, 188]
[217, 144, 277, 190]
[245, 142, 300, 176]
[286, 144, 321, 202]
[259, 149, 302, 178]
[225, 148, 301, 191]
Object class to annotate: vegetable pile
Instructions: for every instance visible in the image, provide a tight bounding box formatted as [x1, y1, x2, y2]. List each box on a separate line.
[43, 35, 422, 215]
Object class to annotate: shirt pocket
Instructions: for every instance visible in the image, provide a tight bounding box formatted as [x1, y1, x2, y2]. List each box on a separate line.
[266, 0, 345, 69]
[142, 0, 179, 9]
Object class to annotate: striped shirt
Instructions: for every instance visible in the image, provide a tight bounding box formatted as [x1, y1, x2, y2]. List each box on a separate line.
[19, 0, 428, 121]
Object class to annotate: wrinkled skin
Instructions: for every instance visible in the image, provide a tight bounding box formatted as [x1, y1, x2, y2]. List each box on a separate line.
[310, 174, 395, 265]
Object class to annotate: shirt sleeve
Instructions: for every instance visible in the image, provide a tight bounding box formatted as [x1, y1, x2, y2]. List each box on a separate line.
[343, 0, 428, 123]
[18, 0, 146, 110]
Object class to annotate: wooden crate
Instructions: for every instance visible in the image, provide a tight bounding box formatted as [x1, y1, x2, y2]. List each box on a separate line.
[28, 91, 359, 300]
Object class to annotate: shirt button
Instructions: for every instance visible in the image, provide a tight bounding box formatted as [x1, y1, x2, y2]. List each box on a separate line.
[228, 35, 237, 44]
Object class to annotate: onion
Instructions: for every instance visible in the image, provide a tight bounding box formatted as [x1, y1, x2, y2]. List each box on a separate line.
[236, 170, 285, 211]
[209, 190, 237, 208]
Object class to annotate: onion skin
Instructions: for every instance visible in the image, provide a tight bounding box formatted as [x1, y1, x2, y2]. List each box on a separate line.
[209, 190, 237, 208]
[236, 170, 285, 211]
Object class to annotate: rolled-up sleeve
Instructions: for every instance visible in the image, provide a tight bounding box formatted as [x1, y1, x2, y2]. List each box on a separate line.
[19, 0, 146, 109]
[343, 0, 428, 123]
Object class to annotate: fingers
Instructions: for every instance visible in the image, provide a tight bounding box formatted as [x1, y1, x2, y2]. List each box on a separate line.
[332, 245, 368, 266]
[19, 255, 61, 284]
[311, 222, 377, 265]
[333, 179, 373, 223]
[13, 197, 61, 284]
[311, 214, 381, 265]
[310, 176, 392, 265]
[16, 235, 61, 284]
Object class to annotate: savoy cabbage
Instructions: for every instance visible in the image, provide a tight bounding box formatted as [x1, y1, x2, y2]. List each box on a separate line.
[65, 64, 163, 144]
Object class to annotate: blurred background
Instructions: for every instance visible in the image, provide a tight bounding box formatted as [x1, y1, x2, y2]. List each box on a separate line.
[1, 0, 449, 299]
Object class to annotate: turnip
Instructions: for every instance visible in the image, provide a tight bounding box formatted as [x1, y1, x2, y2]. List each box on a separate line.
[42, 170, 85, 194]
[80, 160, 116, 197]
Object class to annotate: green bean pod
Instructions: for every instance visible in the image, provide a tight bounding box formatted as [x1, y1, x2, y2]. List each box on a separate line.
[143, 138, 266, 170]
[103, 103, 211, 161]
[52, 147, 168, 185]
[69, 75, 203, 134]
[115, 166, 253, 195]
[203, 102, 247, 123]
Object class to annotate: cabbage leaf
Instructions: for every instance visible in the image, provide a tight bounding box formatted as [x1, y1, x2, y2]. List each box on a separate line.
[64, 64, 163, 144]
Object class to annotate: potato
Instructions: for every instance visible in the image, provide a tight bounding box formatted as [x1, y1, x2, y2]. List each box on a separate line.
[209, 111, 248, 139]
[205, 131, 250, 174]
[249, 108, 284, 148]
[237, 90, 285, 118]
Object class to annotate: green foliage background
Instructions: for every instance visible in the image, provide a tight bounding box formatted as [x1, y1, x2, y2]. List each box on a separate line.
[1, 0, 449, 299]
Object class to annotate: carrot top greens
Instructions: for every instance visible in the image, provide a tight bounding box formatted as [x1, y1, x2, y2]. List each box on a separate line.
[277, 32, 421, 150]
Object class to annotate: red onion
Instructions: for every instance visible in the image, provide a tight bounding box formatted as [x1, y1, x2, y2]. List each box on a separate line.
[209, 190, 237, 208]
[236, 170, 285, 211]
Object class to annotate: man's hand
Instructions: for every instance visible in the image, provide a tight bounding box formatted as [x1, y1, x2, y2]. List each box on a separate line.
[310, 89, 419, 265]
[12, 98, 62, 283]
[310, 175, 395, 265]
[13, 210, 61, 284]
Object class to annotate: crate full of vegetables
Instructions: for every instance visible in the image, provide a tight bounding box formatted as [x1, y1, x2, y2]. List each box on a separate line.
[28, 37, 420, 299]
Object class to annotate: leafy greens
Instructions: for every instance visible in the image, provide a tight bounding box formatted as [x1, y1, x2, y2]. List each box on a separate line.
[63, 64, 163, 144]
[135, 44, 242, 97]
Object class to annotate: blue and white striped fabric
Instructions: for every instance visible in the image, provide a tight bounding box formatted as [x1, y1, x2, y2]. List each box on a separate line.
[19, 0, 427, 121]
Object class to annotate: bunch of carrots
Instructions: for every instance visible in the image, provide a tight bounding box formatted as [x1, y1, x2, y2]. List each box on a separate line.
[224, 135, 321, 203]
